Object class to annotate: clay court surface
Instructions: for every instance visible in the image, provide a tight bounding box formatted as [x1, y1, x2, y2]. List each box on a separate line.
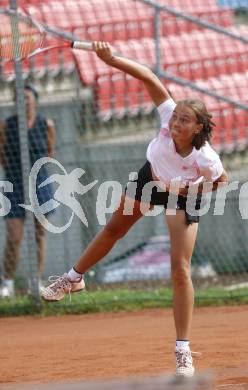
[0, 305, 247, 389]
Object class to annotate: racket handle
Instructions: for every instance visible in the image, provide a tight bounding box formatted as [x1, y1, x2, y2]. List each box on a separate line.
[71, 41, 93, 51]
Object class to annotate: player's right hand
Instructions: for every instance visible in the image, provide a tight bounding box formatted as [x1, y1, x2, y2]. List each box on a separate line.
[93, 41, 114, 64]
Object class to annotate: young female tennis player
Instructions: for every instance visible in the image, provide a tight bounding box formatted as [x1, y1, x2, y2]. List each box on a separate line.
[42, 42, 228, 377]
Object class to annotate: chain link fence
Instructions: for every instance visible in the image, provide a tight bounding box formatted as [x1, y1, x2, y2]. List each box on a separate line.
[0, 0, 247, 302]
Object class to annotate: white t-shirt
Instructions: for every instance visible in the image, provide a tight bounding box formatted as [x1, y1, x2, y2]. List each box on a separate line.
[146, 98, 224, 186]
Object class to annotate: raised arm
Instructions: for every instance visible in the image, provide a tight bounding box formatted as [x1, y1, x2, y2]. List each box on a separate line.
[93, 41, 170, 107]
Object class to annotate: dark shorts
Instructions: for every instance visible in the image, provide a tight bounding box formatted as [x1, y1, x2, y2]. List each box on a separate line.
[125, 161, 204, 225]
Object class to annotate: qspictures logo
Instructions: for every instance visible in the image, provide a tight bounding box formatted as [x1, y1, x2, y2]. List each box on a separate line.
[19, 157, 98, 233]
[0, 157, 248, 233]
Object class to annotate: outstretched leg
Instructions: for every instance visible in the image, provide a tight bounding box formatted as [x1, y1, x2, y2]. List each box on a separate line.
[166, 210, 198, 377]
[41, 195, 149, 301]
[74, 194, 146, 274]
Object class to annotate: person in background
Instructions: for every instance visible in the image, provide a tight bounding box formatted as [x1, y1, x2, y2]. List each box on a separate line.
[0, 83, 56, 297]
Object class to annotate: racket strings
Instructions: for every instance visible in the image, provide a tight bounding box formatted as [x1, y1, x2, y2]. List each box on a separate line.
[0, 12, 43, 60]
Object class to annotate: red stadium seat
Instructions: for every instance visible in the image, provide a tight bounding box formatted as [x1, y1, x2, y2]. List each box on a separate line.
[126, 75, 142, 116]
[129, 1, 154, 39]
[40, 2, 72, 30]
[1, 61, 16, 82]
[95, 73, 113, 121]
[234, 108, 248, 149]
[106, 0, 132, 41]
[140, 84, 154, 115]
[91, 1, 116, 42]
[222, 106, 236, 148]
[159, 0, 234, 35]
[62, 0, 84, 30]
[111, 72, 127, 118]
[73, 51, 95, 85]
[28, 52, 48, 78]
[73, 49, 110, 85]
[25, 4, 45, 24]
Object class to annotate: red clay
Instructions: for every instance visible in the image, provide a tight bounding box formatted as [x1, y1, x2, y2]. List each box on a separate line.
[0, 305, 247, 388]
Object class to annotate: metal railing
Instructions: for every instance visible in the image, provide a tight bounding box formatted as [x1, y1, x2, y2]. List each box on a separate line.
[139, 0, 248, 111]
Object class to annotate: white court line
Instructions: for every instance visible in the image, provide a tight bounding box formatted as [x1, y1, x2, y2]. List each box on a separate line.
[217, 384, 248, 388]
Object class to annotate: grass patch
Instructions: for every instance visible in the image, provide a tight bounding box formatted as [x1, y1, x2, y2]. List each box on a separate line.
[0, 287, 248, 317]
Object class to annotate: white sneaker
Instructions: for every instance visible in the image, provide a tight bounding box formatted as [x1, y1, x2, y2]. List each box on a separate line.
[41, 273, 85, 302]
[0, 279, 15, 298]
[175, 348, 200, 378]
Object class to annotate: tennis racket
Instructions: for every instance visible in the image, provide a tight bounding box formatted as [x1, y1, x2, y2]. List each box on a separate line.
[0, 7, 94, 61]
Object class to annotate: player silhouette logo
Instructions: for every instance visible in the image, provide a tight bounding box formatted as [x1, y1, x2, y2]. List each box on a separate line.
[19, 157, 98, 233]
